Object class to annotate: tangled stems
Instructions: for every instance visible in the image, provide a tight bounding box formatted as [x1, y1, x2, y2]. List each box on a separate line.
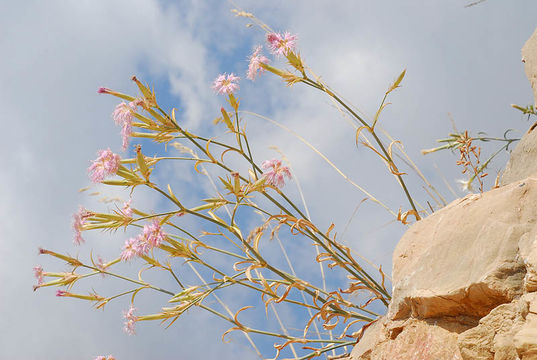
[149, 181, 377, 321]
[150, 104, 390, 303]
[36, 63, 400, 359]
[146, 138, 390, 309]
[138, 113, 387, 318]
[157, 89, 391, 303]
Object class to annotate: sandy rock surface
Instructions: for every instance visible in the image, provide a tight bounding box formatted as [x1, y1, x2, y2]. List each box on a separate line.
[501, 129, 537, 186]
[389, 178, 535, 320]
[352, 176, 537, 360]
[522, 27, 537, 107]
[502, 27, 537, 186]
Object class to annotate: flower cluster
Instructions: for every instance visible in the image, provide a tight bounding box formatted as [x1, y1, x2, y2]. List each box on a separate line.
[123, 305, 137, 335]
[266, 32, 297, 56]
[212, 73, 240, 95]
[88, 149, 121, 183]
[261, 159, 292, 188]
[121, 219, 166, 261]
[213, 31, 296, 88]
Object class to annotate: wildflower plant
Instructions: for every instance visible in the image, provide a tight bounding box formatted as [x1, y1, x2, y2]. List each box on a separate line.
[422, 122, 523, 193]
[33, 10, 450, 360]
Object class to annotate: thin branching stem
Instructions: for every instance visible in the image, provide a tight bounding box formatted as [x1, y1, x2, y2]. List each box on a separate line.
[301, 76, 418, 216]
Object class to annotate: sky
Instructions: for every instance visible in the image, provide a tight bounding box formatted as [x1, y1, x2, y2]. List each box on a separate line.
[1, 0, 536, 359]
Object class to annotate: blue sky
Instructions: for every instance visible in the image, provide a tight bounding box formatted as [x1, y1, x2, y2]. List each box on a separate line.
[1, 0, 537, 359]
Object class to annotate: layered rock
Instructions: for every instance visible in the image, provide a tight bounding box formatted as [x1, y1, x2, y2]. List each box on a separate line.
[351, 177, 537, 360]
[457, 293, 537, 360]
[389, 183, 529, 321]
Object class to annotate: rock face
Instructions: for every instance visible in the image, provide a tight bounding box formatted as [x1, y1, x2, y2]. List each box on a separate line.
[350, 27, 537, 360]
[351, 178, 537, 360]
[389, 184, 529, 321]
[502, 128, 537, 186]
[457, 293, 537, 360]
[502, 27, 537, 186]
[522, 27, 537, 107]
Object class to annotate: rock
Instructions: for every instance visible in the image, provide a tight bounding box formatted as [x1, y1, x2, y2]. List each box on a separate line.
[513, 293, 537, 360]
[388, 177, 537, 321]
[351, 318, 463, 360]
[350, 176, 537, 360]
[351, 317, 387, 359]
[522, 27, 537, 107]
[501, 129, 537, 186]
[456, 293, 537, 360]
[519, 229, 537, 292]
[457, 298, 526, 359]
[502, 27, 537, 186]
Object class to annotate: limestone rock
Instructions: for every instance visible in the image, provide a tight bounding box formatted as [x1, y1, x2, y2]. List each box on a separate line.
[513, 293, 537, 360]
[519, 229, 537, 292]
[522, 27, 537, 107]
[351, 317, 387, 359]
[456, 293, 537, 360]
[501, 129, 537, 186]
[502, 27, 537, 186]
[457, 297, 526, 359]
[349, 174, 537, 360]
[388, 177, 537, 321]
[351, 318, 463, 360]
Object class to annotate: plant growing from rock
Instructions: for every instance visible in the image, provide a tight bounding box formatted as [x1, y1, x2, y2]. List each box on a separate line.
[32, 9, 449, 360]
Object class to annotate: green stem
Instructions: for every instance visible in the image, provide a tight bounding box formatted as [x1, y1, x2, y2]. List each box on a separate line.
[81, 264, 174, 296]
[301, 76, 418, 216]
[106, 288, 140, 302]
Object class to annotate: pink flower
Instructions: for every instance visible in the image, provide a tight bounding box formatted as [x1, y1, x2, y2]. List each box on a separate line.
[123, 305, 137, 335]
[95, 356, 115, 360]
[112, 103, 134, 127]
[121, 237, 141, 261]
[143, 219, 166, 248]
[97, 87, 112, 94]
[88, 149, 121, 183]
[212, 73, 240, 95]
[120, 219, 166, 261]
[261, 159, 292, 188]
[56, 290, 68, 297]
[267, 32, 297, 56]
[247, 45, 270, 81]
[112, 102, 136, 151]
[73, 207, 93, 245]
[33, 265, 44, 285]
